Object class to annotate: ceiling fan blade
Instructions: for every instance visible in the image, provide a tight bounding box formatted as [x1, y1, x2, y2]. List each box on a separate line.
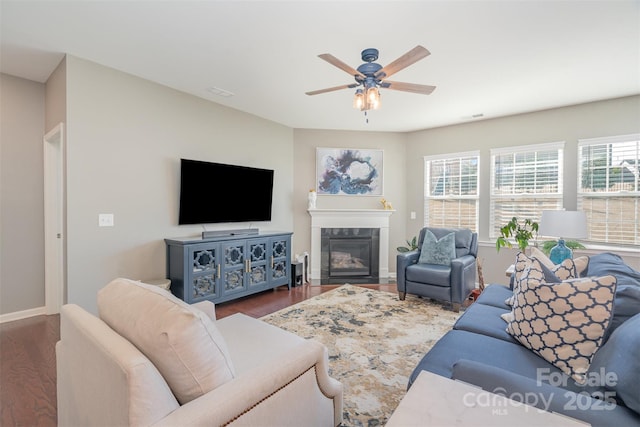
[383, 81, 436, 95]
[318, 53, 365, 78]
[374, 45, 431, 80]
[305, 83, 358, 96]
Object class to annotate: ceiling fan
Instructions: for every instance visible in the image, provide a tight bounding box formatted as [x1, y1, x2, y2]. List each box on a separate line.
[306, 45, 436, 112]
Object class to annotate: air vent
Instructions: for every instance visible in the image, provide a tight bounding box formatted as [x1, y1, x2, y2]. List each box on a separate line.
[207, 87, 235, 97]
[461, 113, 484, 120]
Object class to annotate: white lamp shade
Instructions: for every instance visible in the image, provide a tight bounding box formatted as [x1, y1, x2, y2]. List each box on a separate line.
[539, 210, 588, 239]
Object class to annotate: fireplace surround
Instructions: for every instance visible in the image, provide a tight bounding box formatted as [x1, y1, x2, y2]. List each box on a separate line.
[308, 209, 394, 282]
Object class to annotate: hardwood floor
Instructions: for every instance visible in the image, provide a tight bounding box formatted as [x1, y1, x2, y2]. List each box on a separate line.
[0, 283, 396, 427]
[1, 313, 59, 427]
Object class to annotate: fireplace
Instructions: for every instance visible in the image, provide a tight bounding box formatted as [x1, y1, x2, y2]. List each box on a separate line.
[308, 209, 394, 282]
[321, 228, 380, 283]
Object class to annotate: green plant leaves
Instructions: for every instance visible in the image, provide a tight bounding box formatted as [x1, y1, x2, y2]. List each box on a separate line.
[496, 217, 539, 252]
[541, 240, 586, 255]
[397, 235, 418, 252]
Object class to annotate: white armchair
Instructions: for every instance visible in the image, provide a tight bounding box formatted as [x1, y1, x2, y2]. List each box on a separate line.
[56, 279, 343, 426]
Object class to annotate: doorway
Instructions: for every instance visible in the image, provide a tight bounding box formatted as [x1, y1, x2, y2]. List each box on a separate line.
[43, 123, 65, 314]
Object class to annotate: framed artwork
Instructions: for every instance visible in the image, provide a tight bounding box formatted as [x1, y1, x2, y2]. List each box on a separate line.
[316, 148, 383, 196]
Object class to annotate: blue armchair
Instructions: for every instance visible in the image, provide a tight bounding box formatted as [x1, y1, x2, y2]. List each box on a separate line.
[397, 227, 478, 312]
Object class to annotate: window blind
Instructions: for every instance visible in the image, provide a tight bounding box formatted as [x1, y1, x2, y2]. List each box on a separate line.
[424, 152, 479, 231]
[578, 134, 639, 245]
[490, 142, 564, 238]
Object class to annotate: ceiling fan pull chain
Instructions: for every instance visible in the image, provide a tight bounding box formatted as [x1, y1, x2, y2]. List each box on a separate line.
[365, 110, 369, 124]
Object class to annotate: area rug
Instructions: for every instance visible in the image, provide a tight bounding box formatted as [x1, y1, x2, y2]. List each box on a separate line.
[259, 284, 461, 426]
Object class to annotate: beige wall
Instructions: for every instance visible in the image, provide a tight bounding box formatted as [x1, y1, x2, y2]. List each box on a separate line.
[292, 130, 407, 273]
[405, 95, 640, 285]
[1, 73, 46, 314]
[2, 57, 638, 317]
[64, 56, 294, 314]
[45, 58, 67, 132]
[292, 96, 640, 287]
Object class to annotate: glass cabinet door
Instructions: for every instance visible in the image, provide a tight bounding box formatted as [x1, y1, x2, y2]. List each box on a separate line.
[189, 245, 220, 301]
[221, 241, 246, 296]
[270, 238, 289, 286]
[247, 239, 268, 289]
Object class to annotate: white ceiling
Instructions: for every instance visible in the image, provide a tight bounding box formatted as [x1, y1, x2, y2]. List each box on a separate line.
[2, 1, 639, 132]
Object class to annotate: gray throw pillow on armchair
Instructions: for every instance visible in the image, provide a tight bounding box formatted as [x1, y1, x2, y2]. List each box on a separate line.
[418, 230, 456, 266]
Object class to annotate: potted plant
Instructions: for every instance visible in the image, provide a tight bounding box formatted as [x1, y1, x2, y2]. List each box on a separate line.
[540, 239, 585, 255]
[397, 236, 419, 253]
[495, 217, 539, 252]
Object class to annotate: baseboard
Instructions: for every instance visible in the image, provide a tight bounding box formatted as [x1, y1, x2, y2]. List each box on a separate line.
[0, 306, 47, 324]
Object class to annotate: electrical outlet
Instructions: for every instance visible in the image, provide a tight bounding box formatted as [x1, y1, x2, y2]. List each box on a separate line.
[410, 211, 417, 220]
[98, 213, 114, 227]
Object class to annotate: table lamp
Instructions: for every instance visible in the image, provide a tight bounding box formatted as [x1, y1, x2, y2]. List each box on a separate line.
[539, 210, 588, 264]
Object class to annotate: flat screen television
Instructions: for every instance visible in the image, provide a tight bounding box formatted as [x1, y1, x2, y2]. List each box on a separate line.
[178, 158, 274, 225]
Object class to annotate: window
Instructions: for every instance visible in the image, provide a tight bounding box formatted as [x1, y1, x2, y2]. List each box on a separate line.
[490, 142, 564, 238]
[424, 151, 479, 231]
[578, 134, 639, 245]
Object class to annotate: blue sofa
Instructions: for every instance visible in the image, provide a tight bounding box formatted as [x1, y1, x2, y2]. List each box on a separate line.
[409, 252, 640, 427]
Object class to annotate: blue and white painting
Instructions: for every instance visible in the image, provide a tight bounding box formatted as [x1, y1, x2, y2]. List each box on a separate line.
[316, 148, 383, 196]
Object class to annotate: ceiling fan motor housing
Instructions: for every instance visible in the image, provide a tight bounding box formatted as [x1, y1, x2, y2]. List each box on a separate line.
[361, 48, 379, 62]
[357, 62, 382, 76]
[356, 62, 383, 86]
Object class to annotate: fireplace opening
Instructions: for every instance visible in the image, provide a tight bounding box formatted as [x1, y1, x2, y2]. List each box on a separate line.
[321, 228, 379, 284]
[330, 239, 371, 277]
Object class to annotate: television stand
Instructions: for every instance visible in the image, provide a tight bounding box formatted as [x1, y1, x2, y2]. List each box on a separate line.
[166, 231, 292, 305]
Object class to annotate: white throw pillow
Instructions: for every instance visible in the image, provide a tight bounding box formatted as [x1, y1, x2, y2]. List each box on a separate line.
[98, 278, 235, 404]
[529, 247, 555, 270]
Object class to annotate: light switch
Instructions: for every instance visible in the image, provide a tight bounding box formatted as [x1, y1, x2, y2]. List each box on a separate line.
[98, 213, 114, 227]
[410, 211, 417, 220]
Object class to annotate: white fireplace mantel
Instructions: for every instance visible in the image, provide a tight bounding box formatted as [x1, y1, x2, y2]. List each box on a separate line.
[308, 209, 395, 280]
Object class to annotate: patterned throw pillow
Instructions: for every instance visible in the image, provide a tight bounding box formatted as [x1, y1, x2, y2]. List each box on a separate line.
[531, 246, 589, 277]
[502, 257, 548, 323]
[505, 272, 617, 384]
[506, 252, 579, 306]
[573, 255, 590, 277]
[418, 230, 456, 266]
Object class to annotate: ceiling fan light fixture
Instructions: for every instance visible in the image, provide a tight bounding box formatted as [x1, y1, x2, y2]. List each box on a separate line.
[354, 85, 380, 111]
[366, 86, 381, 110]
[353, 88, 365, 110]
